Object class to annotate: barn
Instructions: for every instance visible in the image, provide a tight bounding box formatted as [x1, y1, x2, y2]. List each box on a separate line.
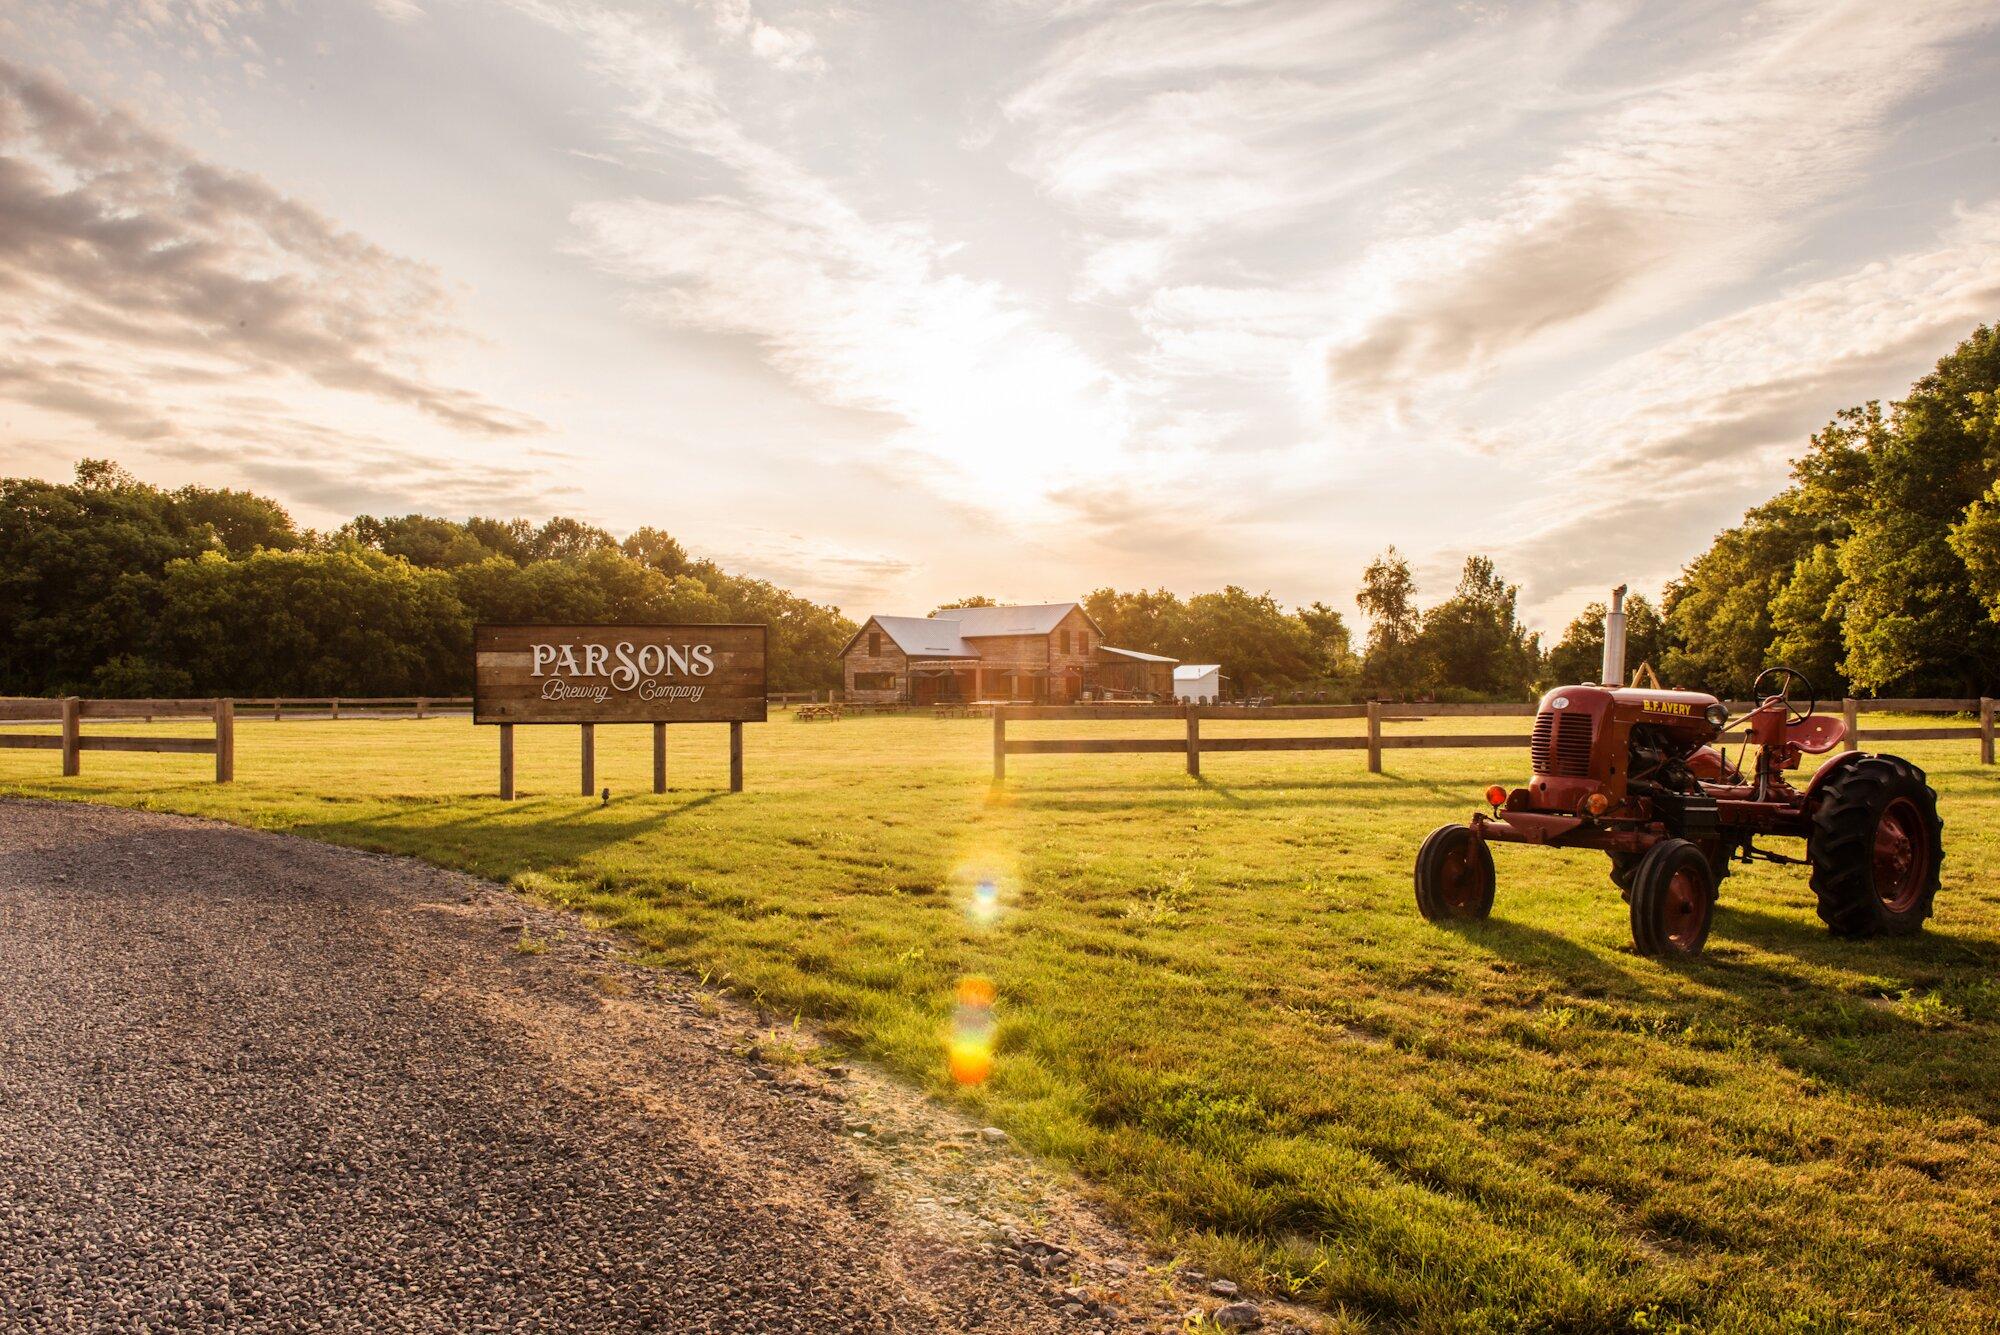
[839, 603, 1176, 704]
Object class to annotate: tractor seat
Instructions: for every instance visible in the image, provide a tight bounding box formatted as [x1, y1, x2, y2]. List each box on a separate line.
[1786, 714, 1847, 754]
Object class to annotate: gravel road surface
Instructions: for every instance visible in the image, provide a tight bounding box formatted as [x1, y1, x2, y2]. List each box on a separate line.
[0, 800, 1167, 1333]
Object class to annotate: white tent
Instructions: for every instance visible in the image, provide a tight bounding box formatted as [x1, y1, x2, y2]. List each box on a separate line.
[1173, 664, 1221, 703]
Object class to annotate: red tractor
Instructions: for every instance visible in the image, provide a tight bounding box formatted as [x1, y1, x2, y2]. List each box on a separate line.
[1415, 669, 1945, 955]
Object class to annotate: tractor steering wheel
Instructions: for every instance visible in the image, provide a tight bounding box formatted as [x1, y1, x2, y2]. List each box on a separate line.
[1751, 666, 1816, 725]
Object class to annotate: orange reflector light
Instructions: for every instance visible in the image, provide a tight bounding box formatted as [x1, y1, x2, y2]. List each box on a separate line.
[1485, 785, 1507, 808]
[1582, 792, 1611, 816]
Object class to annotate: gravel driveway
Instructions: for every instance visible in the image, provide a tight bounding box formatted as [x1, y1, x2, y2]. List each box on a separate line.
[0, 800, 1152, 1333]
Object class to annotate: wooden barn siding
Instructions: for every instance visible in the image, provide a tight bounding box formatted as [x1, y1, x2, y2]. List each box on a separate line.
[842, 618, 909, 703]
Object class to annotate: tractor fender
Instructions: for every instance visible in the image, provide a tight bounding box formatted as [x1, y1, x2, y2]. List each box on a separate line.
[1803, 749, 1868, 808]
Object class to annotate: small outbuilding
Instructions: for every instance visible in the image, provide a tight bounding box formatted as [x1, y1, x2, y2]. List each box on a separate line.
[1174, 664, 1222, 703]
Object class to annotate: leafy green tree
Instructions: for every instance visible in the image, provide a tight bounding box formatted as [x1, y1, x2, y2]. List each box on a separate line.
[344, 514, 494, 568]
[1356, 548, 1422, 692]
[527, 516, 617, 563]
[1950, 481, 2000, 622]
[1181, 587, 1318, 694]
[0, 461, 216, 693]
[1659, 490, 1832, 695]
[149, 549, 470, 694]
[1082, 587, 1190, 657]
[1298, 600, 1359, 681]
[174, 486, 301, 555]
[1821, 327, 2000, 693]
[1546, 594, 1668, 687]
[1412, 556, 1540, 697]
[621, 526, 689, 578]
[930, 596, 998, 614]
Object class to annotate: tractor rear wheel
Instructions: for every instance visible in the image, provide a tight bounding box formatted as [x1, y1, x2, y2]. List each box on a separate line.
[1807, 755, 1943, 937]
[1628, 839, 1716, 956]
[1415, 824, 1494, 922]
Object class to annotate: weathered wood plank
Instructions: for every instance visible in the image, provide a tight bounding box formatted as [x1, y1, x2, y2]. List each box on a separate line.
[77, 736, 219, 754]
[1004, 738, 1187, 755]
[1851, 726, 1982, 742]
[1199, 736, 1369, 753]
[0, 734, 62, 749]
[0, 700, 63, 721]
[78, 699, 219, 719]
[1379, 733, 1524, 750]
[474, 623, 767, 725]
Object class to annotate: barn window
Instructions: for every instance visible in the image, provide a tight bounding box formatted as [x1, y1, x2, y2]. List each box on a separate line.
[853, 672, 895, 690]
[868, 631, 880, 656]
[1059, 630, 1070, 654]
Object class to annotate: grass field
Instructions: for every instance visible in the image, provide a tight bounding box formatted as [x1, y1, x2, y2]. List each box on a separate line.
[4, 711, 1996, 1332]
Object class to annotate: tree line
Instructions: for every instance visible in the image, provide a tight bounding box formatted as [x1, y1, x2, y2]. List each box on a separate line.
[5, 326, 1992, 703]
[0, 461, 856, 697]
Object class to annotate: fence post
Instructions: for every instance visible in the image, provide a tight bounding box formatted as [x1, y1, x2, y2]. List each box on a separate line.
[653, 722, 667, 794]
[330, 697, 340, 720]
[60, 697, 81, 777]
[1366, 700, 1382, 774]
[992, 707, 1007, 785]
[1842, 697, 1859, 752]
[499, 723, 515, 800]
[416, 696, 429, 720]
[214, 699, 235, 783]
[274, 699, 283, 721]
[580, 723, 595, 796]
[1185, 704, 1201, 778]
[1983, 697, 1995, 766]
[729, 721, 744, 793]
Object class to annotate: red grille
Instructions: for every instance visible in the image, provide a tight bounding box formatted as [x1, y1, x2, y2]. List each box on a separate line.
[1530, 709, 1594, 777]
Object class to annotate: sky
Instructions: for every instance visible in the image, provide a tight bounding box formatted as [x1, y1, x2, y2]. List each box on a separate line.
[1, 0, 1996, 636]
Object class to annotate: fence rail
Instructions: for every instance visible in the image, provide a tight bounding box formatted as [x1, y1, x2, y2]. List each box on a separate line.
[992, 697, 1996, 783]
[0, 697, 234, 782]
[236, 696, 472, 719]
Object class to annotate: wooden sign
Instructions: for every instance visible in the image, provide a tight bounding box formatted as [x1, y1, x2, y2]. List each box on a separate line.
[474, 624, 767, 726]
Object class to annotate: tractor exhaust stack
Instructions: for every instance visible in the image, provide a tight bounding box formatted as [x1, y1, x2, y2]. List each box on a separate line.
[1602, 584, 1627, 687]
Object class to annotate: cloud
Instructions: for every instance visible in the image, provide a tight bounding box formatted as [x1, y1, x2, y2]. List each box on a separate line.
[1320, 0, 1996, 412]
[0, 59, 537, 440]
[1004, 1, 1622, 285]
[1485, 200, 2000, 615]
[520, 1, 1136, 511]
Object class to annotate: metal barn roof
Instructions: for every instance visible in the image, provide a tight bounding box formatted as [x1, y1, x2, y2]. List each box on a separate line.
[866, 616, 976, 659]
[1100, 645, 1177, 663]
[945, 603, 1082, 638]
[1174, 664, 1222, 678]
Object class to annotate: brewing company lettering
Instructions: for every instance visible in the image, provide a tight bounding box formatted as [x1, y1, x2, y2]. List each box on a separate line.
[531, 639, 714, 703]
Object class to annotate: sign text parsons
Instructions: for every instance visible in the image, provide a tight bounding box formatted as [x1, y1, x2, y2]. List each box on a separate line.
[474, 623, 766, 726]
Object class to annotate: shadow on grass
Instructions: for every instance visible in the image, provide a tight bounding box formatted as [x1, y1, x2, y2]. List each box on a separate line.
[286, 790, 731, 879]
[1445, 907, 2000, 1120]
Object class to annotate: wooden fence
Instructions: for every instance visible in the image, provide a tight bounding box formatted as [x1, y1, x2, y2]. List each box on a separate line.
[991, 698, 1996, 783]
[238, 696, 472, 719]
[0, 697, 234, 782]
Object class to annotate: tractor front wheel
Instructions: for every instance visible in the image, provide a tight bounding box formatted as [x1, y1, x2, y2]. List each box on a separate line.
[1628, 839, 1716, 956]
[1415, 824, 1494, 922]
[1807, 755, 1943, 937]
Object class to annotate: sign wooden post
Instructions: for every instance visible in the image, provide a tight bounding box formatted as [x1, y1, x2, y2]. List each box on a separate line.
[214, 699, 235, 783]
[60, 696, 80, 777]
[474, 623, 766, 799]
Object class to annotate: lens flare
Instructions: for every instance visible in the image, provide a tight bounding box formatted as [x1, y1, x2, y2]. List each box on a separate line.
[970, 878, 1001, 925]
[949, 974, 997, 1085]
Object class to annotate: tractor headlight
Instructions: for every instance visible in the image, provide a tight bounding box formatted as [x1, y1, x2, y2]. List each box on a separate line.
[1704, 703, 1729, 728]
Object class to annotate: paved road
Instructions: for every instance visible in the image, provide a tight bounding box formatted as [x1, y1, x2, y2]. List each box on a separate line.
[0, 800, 1113, 1333]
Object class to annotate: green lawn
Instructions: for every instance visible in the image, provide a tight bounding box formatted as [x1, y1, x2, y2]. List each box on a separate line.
[4, 712, 1996, 1332]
